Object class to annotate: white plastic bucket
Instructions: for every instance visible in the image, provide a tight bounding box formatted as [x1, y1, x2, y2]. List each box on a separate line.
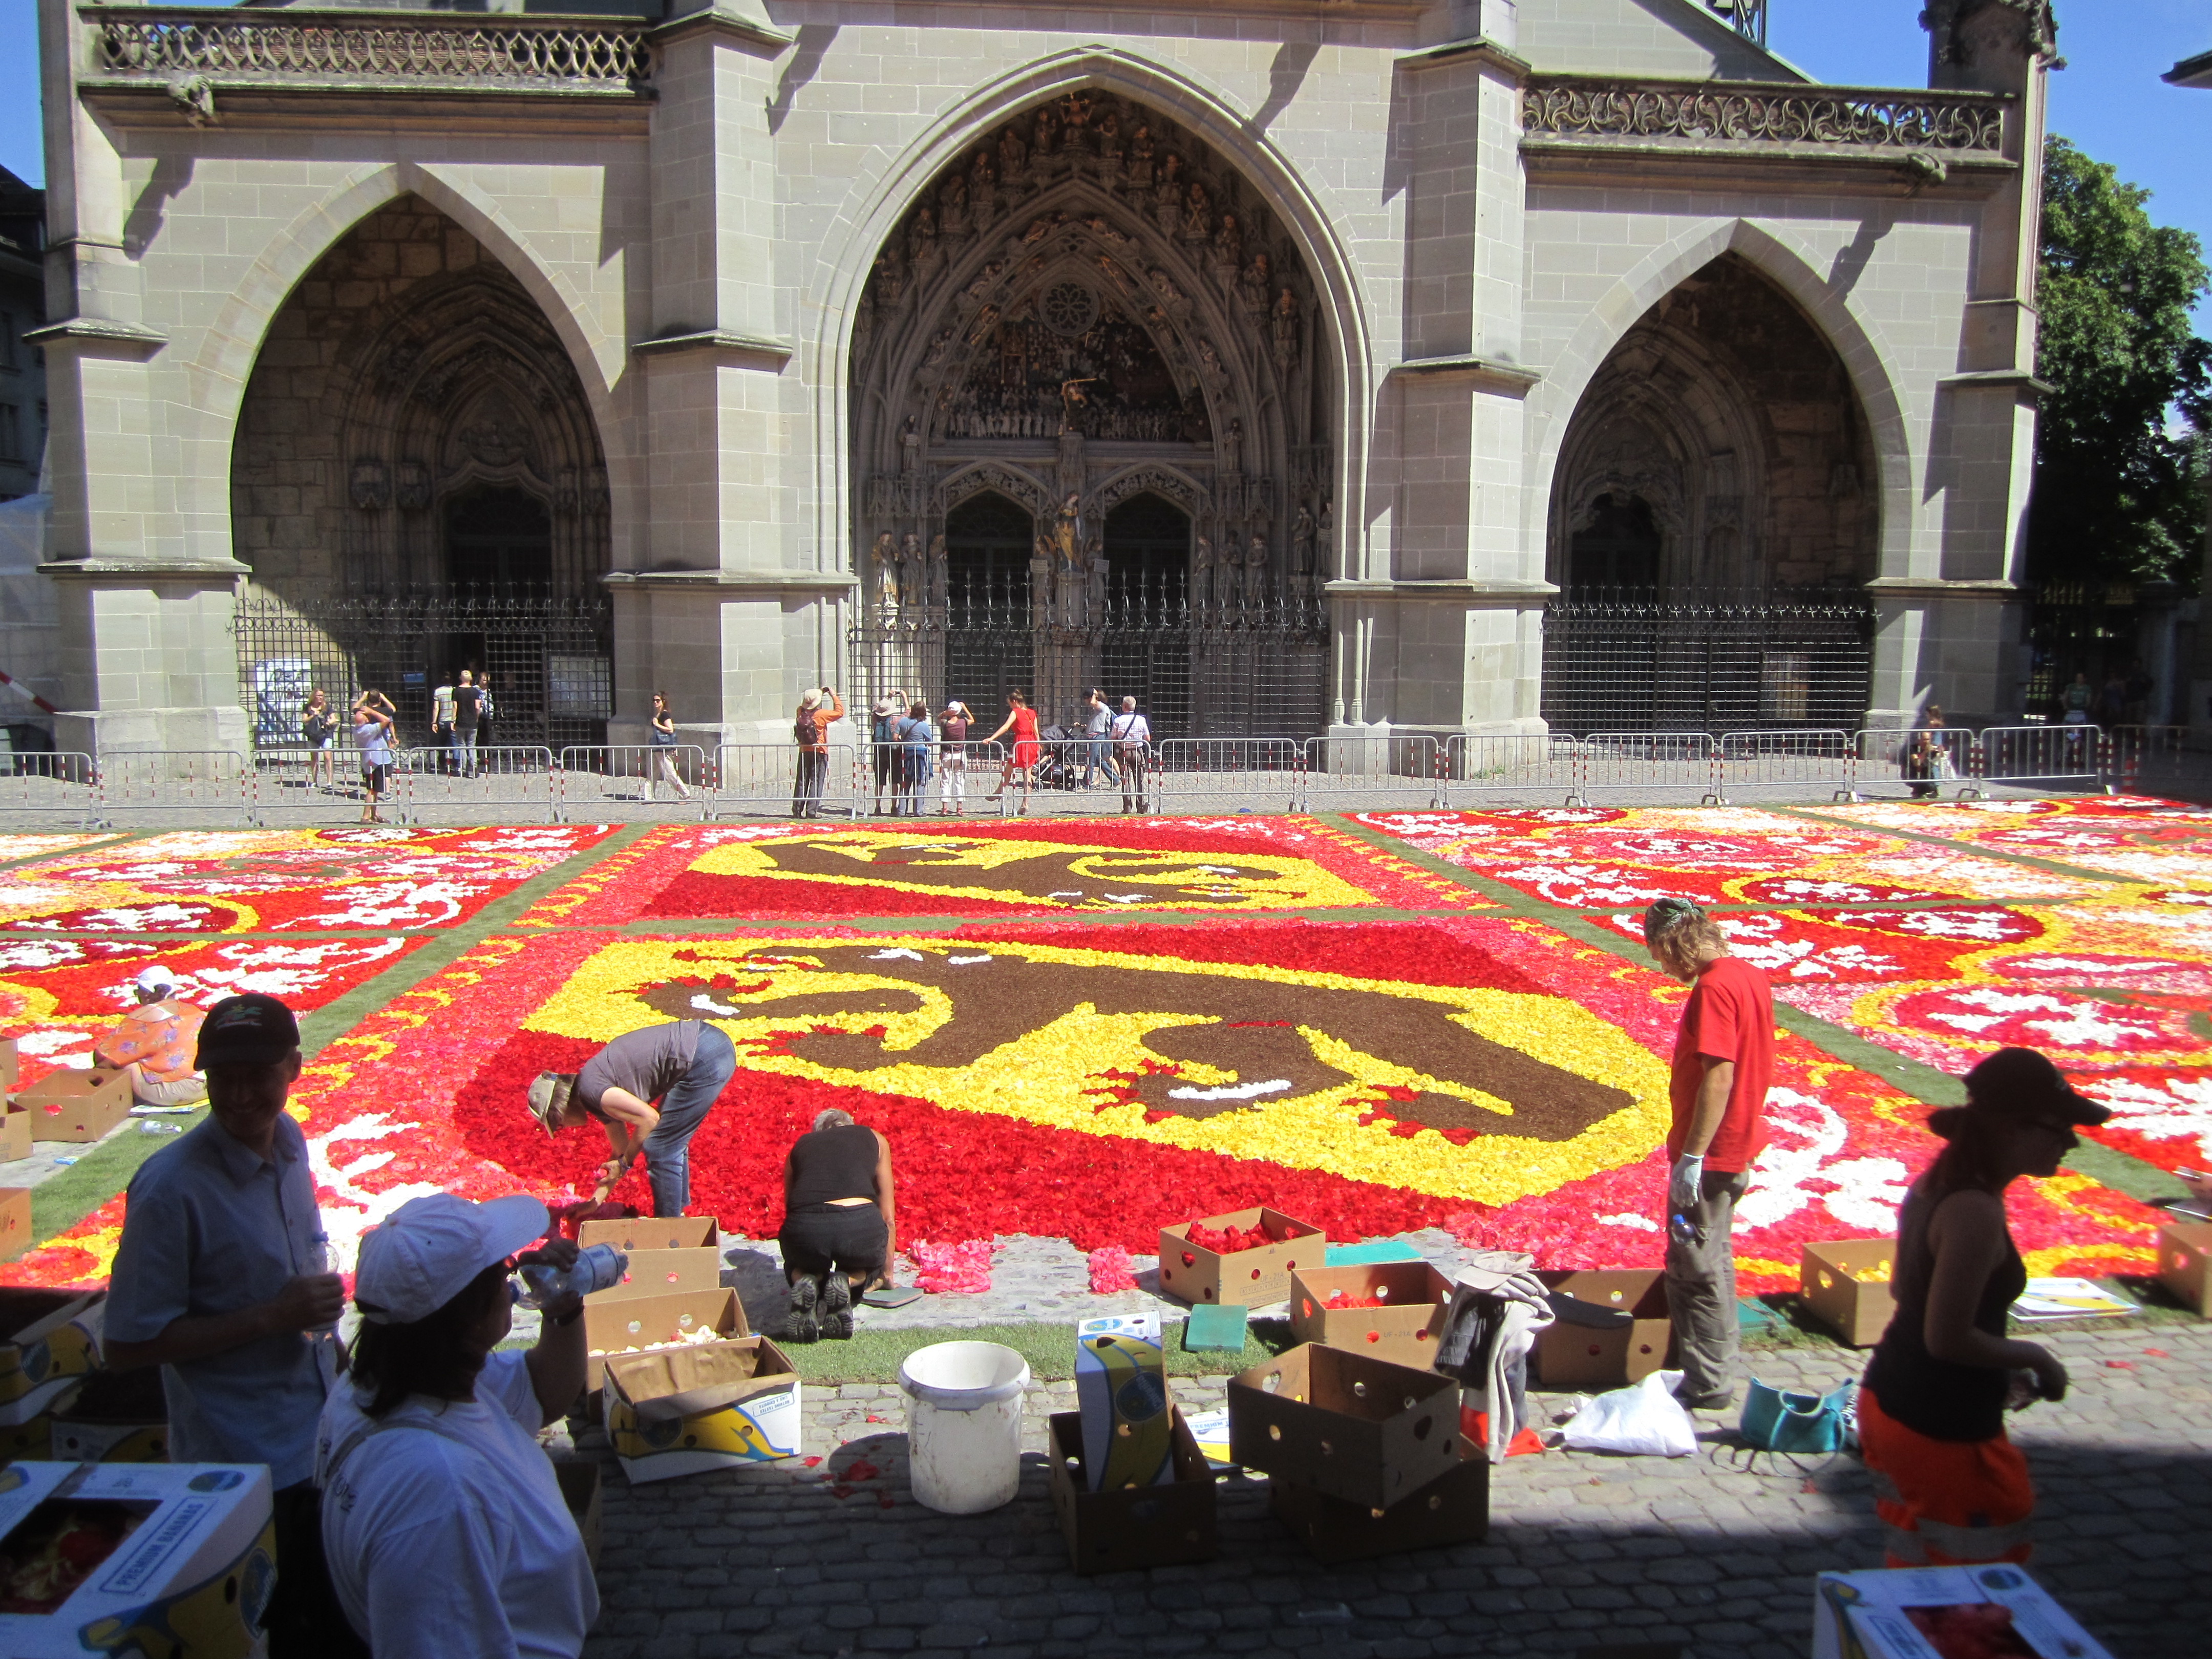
[898, 1341, 1031, 1514]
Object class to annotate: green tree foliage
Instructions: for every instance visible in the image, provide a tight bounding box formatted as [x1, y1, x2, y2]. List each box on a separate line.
[2027, 136, 2209, 587]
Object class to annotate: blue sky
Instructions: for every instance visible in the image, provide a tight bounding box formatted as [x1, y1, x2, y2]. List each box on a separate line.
[2, 0, 2207, 330]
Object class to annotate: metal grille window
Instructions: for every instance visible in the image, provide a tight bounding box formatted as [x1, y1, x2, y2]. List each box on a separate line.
[1540, 589, 1874, 736]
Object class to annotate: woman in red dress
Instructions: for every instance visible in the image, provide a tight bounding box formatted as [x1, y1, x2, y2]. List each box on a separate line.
[983, 690, 1040, 813]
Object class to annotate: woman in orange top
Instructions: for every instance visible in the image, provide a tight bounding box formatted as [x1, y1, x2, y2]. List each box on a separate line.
[983, 690, 1040, 815]
[92, 966, 208, 1106]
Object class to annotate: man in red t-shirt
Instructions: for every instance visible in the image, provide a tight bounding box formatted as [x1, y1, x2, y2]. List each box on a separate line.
[1644, 897, 1774, 1411]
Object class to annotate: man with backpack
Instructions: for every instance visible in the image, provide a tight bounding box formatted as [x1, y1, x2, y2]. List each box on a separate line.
[793, 686, 842, 818]
[1111, 696, 1151, 814]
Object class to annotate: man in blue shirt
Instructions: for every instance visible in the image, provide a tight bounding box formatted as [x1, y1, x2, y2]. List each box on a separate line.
[104, 993, 357, 1657]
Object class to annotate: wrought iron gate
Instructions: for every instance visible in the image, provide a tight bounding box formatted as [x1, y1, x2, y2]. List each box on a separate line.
[1539, 589, 1874, 735]
[231, 589, 612, 752]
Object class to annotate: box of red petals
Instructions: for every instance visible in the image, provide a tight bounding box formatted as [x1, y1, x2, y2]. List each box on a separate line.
[0, 1459, 275, 1657]
[1813, 1564, 2113, 1659]
[1158, 1207, 1324, 1307]
[1288, 1262, 1454, 1369]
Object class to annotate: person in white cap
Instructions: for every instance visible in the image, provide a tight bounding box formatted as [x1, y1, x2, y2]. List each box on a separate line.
[317, 1193, 595, 1659]
[91, 964, 208, 1106]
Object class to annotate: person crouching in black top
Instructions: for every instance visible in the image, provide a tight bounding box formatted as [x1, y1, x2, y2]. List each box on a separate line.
[779, 1110, 894, 1343]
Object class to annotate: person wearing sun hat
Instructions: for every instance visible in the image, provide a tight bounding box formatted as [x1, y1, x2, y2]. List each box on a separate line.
[525, 1019, 738, 1217]
[103, 992, 350, 1656]
[1856, 1048, 2112, 1569]
[92, 964, 209, 1107]
[316, 1192, 596, 1658]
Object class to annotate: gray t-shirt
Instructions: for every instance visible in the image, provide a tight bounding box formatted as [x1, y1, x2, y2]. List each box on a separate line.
[1085, 705, 1112, 736]
[576, 1022, 704, 1119]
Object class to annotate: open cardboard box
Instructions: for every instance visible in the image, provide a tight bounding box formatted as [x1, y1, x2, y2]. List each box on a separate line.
[0, 1037, 15, 1095]
[1268, 1432, 1488, 1564]
[2156, 1221, 2211, 1316]
[578, 1216, 719, 1252]
[1158, 1207, 1324, 1307]
[583, 1287, 748, 1392]
[1047, 1407, 1217, 1575]
[0, 1188, 28, 1261]
[1533, 1269, 1670, 1388]
[590, 1248, 724, 1305]
[13, 1070, 133, 1144]
[604, 1334, 801, 1483]
[0, 1289, 104, 1415]
[1227, 1343, 1459, 1511]
[1800, 1240, 1898, 1347]
[0, 1461, 275, 1658]
[49, 1366, 169, 1464]
[0, 1098, 30, 1164]
[1813, 1565, 2114, 1659]
[1288, 1261, 1453, 1369]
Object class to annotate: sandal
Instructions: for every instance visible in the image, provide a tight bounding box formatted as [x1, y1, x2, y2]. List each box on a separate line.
[786, 1275, 819, 1344]
[820, 1273, 853, 1341]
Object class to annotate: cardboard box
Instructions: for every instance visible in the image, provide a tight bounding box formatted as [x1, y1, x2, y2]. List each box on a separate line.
[1289, 1262, 1454, 1369]
[604, 1334, 801, 1483]
[0, 1099, 30, 1164]
[2155, 1221, 2211, 1316]
[555, 1461, 603, 1569]
[0, 1460, 275, 1659]
[578, 1216, 719, 1252]
[13, 1069, 134, 1144]
[1268, 1434, 1489, 1564]
[1813, 1565, 2115, 1659]
[1074, 1313, 1172, 1493]
[0, 1396, 75, 1463]
[0, 1038, 15, 1095]
[0, 1289, 104, 1410]
[1046, 1408, 1217, 1575]
[587, 1248, 725, 1305]
[49, 1366, 169, 1464]
[1227, 1344, 1460, 1511]
[1800, 1240, 1899, 1347]
[0, 1187, 28, 1260]
[582, 1287, 749, 1392]
[1157, 1207, 1324, 1307]
[1533, 1270, 1670, 1389]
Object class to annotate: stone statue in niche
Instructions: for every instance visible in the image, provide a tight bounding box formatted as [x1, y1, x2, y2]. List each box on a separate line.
[1272, 287, 1301, 372]
[1192, 535, 1215, 608]
[1098, 110, 1123, 168]
[941, 174, 969, 239]
[900, 415, 922, 475]
[871, 249, 906, 308]
[1182, 183, 1210, 242]
[1246, 533, 1270, 602]
[1145, 267, 1186, 313]
[900, 533, 927, 601]
[1057, 93, 1091, 150]
[965, 304, 999, 346]
[1212, 213, 1242, 273]
[1053, 492, 1084, 573]
[1219, 417, 1243, 477]
[853, 289, 877, 359]
[1128, 125, 1155, 190]
[1217, 531, 1243, 603]
[1195, 337, 1228, 390]
[908, 205, 938, 263]
[1318, 498, 1334, 566]
[958, 262, 1003, 313]
[396, 459, 431, 513]
[1033, 105, 1056, 157]
[1239, 252, 1271, 318]
[928, 533, 949, 606]
[969, 148, 997, 221]
[923, 329, 954, 369]
[871, 533, 900, 607]
[997, 123, 1028, 187]
[1291, 505, 1315, 576]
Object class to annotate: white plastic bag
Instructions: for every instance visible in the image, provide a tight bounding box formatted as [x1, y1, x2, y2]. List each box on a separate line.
[1559, 1368, 1697, 1458]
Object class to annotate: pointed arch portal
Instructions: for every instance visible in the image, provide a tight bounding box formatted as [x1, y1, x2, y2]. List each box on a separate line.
[846, 90, 1328, 740]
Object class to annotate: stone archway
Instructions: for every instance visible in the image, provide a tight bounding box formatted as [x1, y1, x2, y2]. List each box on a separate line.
[848, 91, 1330, 738]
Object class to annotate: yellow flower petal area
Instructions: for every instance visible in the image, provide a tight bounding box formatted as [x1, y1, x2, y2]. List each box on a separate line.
[684, 830, 1380, 910]
[526, 935, 1674, 1205]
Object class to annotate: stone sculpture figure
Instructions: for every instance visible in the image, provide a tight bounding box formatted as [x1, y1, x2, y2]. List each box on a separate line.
[1033, 105, 1056, 160]
[1182, 182, 1211, 243]
[1058, 93, 1091, 150]
[928, 534, 949, 606]
[1213, 213, 1242, 269]
[1246, 533, 1270, 602]
[923, 329, 954, 369]
[1239, 252, 1271, 317]
[941, 174, 969, 238]
[1219, 417, 1243, 478]
[1128, 125, 1155, 189]
[900, 533, 927, 602]
[969, 147, 995, 214]
[1098, 110, 1124, 168]
[1192, 535, 1215, 608]
[1054, 493, 1084, 572]
[900, 415, 922, 475]
[997, 124, 1028, 186]
[871, 533, 900, 606]
[1291, 505, 1315, 576]
[1272, 287, 1300, 372]
[908, 205, 938, 263]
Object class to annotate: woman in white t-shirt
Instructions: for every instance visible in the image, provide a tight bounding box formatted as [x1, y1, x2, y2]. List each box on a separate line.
[317, 1193, 597, 1659]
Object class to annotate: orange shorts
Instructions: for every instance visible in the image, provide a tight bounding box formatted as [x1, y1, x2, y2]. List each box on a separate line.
[1858, 1386, 2034, 1567]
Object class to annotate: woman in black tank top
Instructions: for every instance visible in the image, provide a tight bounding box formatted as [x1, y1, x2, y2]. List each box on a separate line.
[1857, 1047, 2110, 1568]
[778, 1109, 895, 1343]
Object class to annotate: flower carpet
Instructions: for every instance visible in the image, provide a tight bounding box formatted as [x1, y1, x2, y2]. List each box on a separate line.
[1, 803, 2196, 1295]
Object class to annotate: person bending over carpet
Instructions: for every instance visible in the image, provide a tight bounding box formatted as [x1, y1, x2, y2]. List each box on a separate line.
[526, 1021, 737, 1217]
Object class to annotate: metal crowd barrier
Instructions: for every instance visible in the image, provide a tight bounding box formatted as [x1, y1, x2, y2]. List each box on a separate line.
[1714, 729, 1854, 804]
[1439, 734, 1586, 806]
[713, 742, 862, 820]
[1151, 738, 1302, 815]
[247, 746, 376, 822]
[1303, 735, 1445, 810]
[1974, 725, 2104, 797]
[2105, 725, 2188, 795]
[851, 737, 988, 818]
[923, 739, 1009, 818]
[0, 752, 99, 826]
[93, 751, 254, 826]
[399, 746, 557, 823]
[1570, 732, 1719, 804]
[1848, 728, 1975, 802]
[556, 745, 711, 822]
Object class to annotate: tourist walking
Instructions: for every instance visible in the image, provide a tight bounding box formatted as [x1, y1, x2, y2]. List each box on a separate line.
[984, 690, 1040, 814]
[318, 1193, 595, 1658]
[792, 686, 841, 817]
[301, 689, 338, 790]
[1110, 696, 1151, 814]
[938, 700, 972, 815]
[103, 993, 356, 1658]
[1857, 1048, 2107, 1567]
[870, 689, 905, 813]
[1082, 688, 1119, 788]
[353, 696, 394, 824]
[1641, 897, 1772, 1412]
[779, 1108, 896, 1344]
[430, 675, 459, 776]
[526, 1019, 739, 1217]
[647, 691, 691, 801]
[894, 700, 932, 816]
[452, 670, 485, 778]
[93, 965, 208, 1108]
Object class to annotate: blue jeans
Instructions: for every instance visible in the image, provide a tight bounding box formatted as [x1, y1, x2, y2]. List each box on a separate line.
[1084, 736, 1117, 785]
[643, 1025, 737, 1216]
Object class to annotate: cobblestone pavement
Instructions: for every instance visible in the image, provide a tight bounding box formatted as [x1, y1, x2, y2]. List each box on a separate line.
[558, 1317, 2209, 1659]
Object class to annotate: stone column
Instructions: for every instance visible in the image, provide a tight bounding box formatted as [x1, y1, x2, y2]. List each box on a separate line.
[33, 0, 246, 757]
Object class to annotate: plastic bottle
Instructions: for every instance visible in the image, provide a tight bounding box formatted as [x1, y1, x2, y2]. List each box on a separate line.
[515, 1244, 628, 1307]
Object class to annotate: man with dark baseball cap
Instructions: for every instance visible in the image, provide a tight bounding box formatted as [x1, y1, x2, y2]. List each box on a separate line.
[104, 993, 358, 1656]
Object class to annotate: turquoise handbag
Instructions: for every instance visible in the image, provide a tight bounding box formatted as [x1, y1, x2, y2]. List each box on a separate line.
[1739, 1378, 1855, 1455]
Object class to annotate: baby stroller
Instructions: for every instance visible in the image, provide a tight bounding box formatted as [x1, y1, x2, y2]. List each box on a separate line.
[1034, 726, 1081, 791]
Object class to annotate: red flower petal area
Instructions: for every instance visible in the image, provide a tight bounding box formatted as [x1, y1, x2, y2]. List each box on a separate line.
[2066, 1065, 2212, 1171]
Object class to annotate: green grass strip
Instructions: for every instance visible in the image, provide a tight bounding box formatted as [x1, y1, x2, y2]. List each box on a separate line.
[1766, 802, 2133, 887]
